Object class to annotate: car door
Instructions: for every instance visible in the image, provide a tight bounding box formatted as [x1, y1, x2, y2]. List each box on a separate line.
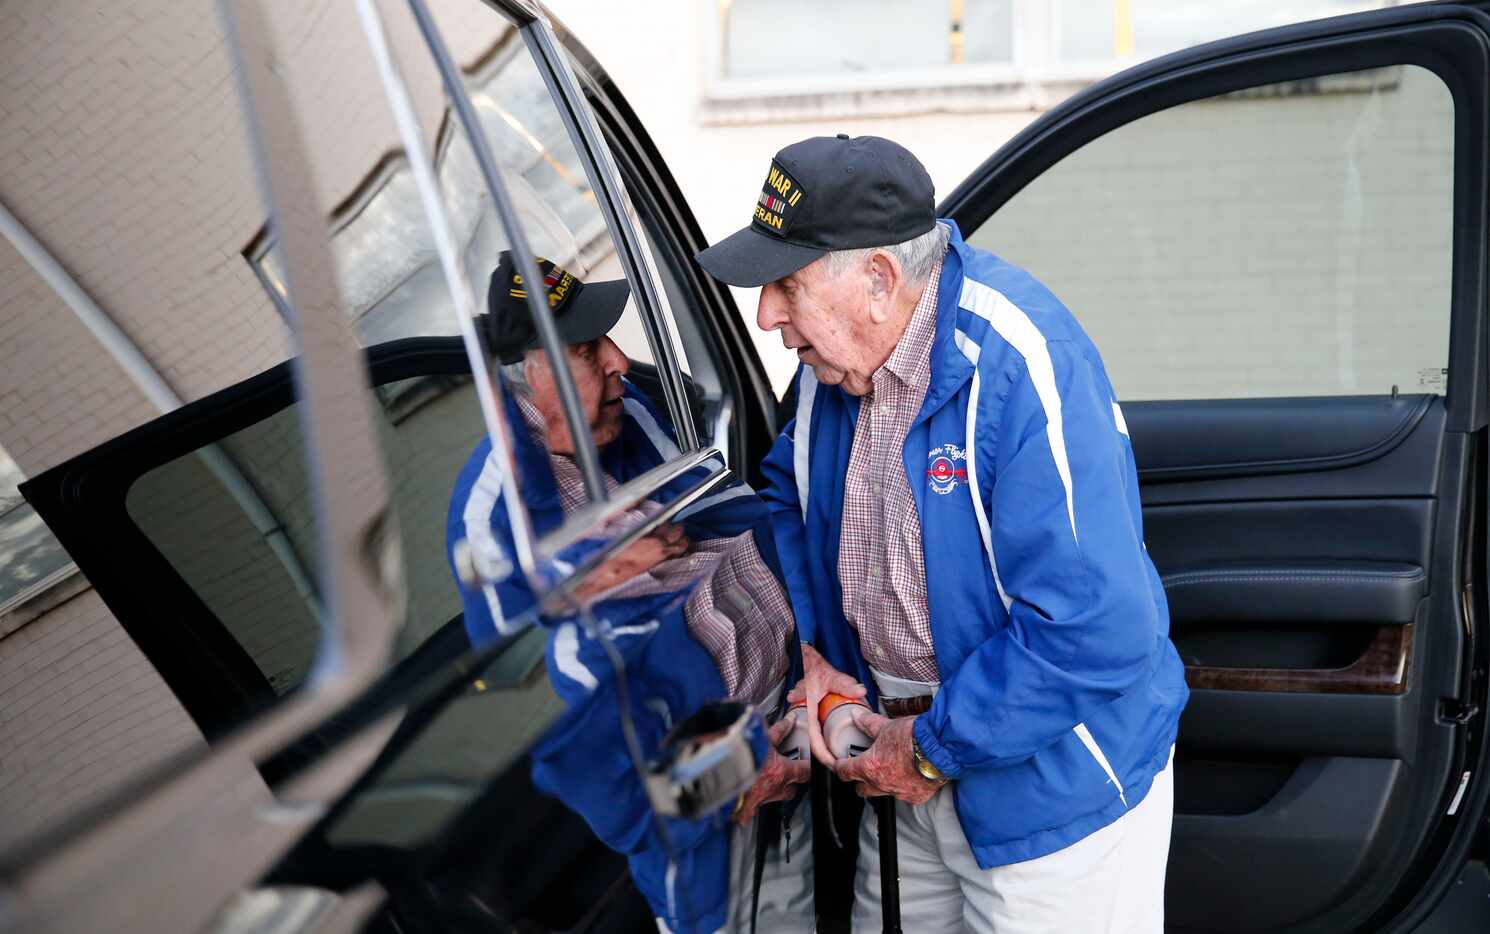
[0, 2, 413, 929]
[939, 4, 1490, 931]
[1, 1, 798, 931]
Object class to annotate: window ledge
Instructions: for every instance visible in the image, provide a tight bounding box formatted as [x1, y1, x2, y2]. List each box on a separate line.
[699, 76, 1098, 126]
[697, 61, 1399, 127]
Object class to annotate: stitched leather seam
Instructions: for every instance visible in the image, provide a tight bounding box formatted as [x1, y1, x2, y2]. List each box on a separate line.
[1164, 571, 1424, 586]
[1137, 394, 1432, 481]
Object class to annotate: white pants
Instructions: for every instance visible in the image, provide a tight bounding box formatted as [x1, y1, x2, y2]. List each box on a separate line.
[723, 792, 815, 933]
[853, 669, 1174, 933]
[658, 681, 815, 934]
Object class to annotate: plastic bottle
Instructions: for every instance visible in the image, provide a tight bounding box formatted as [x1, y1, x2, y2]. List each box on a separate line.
[818, 692, 874, 759]
[777, 703, 810, 761]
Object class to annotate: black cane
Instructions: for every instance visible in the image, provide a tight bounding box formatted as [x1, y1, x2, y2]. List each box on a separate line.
[874, 796, 902, 934]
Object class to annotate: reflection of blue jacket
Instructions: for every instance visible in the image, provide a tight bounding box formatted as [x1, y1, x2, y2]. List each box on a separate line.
[528, 600, 758, 934]
[445, 381, 774, 933]
[761, 221, 1188, 868]
[448, 381, 762, 643]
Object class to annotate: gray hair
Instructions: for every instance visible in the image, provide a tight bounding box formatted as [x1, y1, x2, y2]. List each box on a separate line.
[822, 222, 950, 286]
[500, 358, 531, 395]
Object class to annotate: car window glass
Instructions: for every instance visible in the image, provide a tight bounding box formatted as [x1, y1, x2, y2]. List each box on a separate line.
[414, 0, 733, 608]
[597, 115, 735, 452]
[415, 0, 799, 671]
[277, 5, 811, 929]
[969, 64, 1452, 400]
[110, 0, 731, 719]
[320, 626, 562, 853]
[126, 414, 320, 696]
[5, 5, 808, 929]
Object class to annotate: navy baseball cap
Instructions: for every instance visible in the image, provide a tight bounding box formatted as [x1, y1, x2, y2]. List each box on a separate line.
[695, 134, 936, 288]
[484, 251, 630, 364]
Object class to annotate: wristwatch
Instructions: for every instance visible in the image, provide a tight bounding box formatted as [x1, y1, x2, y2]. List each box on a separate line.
[912, 734, 949, 784]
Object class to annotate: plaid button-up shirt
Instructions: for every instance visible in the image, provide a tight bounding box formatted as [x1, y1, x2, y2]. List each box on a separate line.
[838, 254, 944, 682]
[515, 392, 791, 704]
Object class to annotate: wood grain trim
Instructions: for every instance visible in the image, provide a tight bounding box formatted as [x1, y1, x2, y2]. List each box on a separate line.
[1184, 624, 1412, 695]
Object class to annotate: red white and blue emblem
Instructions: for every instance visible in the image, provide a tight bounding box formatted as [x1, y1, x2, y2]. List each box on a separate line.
[926, 443, 967, 495]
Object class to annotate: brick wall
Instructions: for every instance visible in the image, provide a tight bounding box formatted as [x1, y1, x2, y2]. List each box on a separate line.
[0, 587, 204, 848]
[971, 65, 1455, 401]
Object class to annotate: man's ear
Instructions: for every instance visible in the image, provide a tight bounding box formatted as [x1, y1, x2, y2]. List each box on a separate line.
[864, 250, 901, 324]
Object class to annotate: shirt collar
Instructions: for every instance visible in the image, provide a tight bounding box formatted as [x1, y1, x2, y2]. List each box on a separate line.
[879, 252, 945, 391]
[514, 390, 551, 449]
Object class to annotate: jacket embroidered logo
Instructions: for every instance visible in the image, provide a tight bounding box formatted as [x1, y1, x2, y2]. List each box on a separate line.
[926, 442, 968, 495]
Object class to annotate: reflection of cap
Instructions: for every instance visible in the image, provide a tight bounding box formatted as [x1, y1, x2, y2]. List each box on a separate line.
[695, 134, 936, 288]
[484, 251, 630, 364]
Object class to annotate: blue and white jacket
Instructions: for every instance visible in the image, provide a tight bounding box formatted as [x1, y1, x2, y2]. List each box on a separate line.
[446, 382, 778, 933]
[760, 220, 1189, 867]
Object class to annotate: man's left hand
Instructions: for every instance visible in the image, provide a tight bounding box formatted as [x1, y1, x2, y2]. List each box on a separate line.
[833, 709, 943, 805]
[733, 717, 812, 824]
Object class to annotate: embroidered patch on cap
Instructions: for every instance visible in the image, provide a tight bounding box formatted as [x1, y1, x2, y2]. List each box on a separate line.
[509, 258, 580, 312]
[752, 161, 805, 237]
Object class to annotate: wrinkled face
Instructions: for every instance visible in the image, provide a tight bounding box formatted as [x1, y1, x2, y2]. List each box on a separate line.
[756, 257, 877, 396]
[526, 336, 630, 455]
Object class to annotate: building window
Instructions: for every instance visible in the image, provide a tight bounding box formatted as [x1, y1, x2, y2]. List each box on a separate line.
[0, 446, 77, 620]
[704, 0, 1408, 124]
[718, 0, 1015, 81]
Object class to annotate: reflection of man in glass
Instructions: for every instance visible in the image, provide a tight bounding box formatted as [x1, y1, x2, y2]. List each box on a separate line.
[445, 252, 809, 934]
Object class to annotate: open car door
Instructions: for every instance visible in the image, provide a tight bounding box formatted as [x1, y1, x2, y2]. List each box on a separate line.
[940, 4, 1490, 931]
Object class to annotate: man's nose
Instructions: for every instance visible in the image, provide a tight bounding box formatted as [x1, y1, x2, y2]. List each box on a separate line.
[600, 337, 629, 376]
[756, 285, 788, 333]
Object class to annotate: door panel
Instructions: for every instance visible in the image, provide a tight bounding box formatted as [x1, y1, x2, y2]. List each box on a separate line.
[1125, 391, 1447, 930]
[1131, 394, 1436, 482]
[945, 7, 1490, 931]
[1130, 397, 1453, 930]
[1174, 756, 1404, 931]
[1164, 560, 1426, 630]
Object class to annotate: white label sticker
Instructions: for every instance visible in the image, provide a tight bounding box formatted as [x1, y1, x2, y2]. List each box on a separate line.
[1447, 769, 1471, 816]
[1417, 367, 1448, 393]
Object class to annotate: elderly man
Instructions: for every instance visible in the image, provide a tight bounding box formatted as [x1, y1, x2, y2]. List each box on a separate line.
[445, 251, 810, 934]
[696, 136, 1189, 932]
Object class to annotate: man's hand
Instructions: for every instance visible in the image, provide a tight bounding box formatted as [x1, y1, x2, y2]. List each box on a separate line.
[834, 710, 943, 806]
[733, 717, 811, 824]
[573, 524, 690, 598]
[788, 643, 867, 768]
